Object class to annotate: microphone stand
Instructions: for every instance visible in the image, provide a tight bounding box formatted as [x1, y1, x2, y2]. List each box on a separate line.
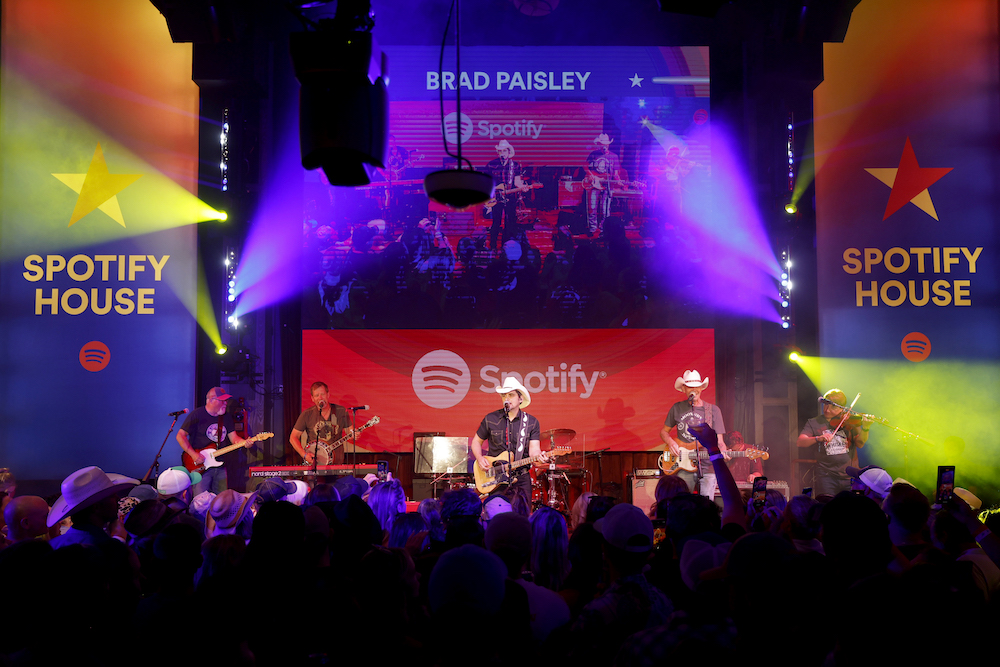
[349, 406, 362, 475]
[688, 395, 706, 494]
[591, 447, 610, 496]
[312, 402, 324, 478]
[143, 414, 182, 483]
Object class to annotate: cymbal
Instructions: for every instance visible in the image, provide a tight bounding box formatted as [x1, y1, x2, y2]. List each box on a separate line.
[540, 428, 576, 443]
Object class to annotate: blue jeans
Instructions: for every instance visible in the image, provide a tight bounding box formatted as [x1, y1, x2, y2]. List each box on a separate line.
[192, 465, 228, 497]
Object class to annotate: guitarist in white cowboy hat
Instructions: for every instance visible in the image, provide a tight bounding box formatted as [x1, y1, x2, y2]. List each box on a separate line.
[471, 377, 550, 504]
[583, 133, 622, 236]
[484, 139, 524, 251]
[659, 370, 729, 497]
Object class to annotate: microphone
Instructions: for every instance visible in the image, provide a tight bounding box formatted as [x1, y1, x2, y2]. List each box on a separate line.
[318, 400, 326, 408]
[349, 405, 369, 411]
[168, 409, 188, 417]
[688, 392, 696, 406]
[503, 401, 511, 411]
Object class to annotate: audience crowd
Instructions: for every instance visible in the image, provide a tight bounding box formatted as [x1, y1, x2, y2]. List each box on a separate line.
[1, 427, 999, 666]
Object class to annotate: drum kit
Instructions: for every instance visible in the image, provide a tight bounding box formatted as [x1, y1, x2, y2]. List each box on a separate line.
[531, 428, 587, 512]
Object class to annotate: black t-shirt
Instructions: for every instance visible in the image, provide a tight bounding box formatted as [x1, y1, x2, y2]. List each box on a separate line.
[181, 407, 236, 451]
[476, 409, 541, 462]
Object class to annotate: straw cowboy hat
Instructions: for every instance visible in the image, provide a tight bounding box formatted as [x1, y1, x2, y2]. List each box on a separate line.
[47, 466, 139, 527]
[207, 489, 255, 535]
[495, 139, 515, 156]
[495, 377, 531, 409]
[674, 370, 709, 393]
[593, 133, 614, 146]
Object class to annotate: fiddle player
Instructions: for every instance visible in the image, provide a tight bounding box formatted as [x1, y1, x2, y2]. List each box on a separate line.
[797, 389, 872, 497]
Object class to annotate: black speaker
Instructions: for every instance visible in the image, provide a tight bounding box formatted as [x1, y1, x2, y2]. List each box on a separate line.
[558, 210, 587, 235]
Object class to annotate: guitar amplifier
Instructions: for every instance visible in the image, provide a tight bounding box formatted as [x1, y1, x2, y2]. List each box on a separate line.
[629, 474, 660, 514]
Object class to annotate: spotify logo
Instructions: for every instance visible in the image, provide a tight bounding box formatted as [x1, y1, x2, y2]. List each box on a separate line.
[80, 341, 111, 372]
[412, 350, 471, 409]
[443, 112, 474, 145]
[901, 332, 931, 362]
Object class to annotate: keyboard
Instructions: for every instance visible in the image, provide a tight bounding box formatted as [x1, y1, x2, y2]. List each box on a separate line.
[249, 464, 378, 478]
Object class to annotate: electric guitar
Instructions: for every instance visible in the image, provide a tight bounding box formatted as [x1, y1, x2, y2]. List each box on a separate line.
[473, 446, 571, 494]
[305, 415, 381, 462]
[183, 432, 274, 473]
[657, 446, 769, 475]
[581, 174, 645, 191]
[483, 182, 544, 210]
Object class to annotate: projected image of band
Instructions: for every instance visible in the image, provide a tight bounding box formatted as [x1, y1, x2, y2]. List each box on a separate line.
[301, 45, 713, 329]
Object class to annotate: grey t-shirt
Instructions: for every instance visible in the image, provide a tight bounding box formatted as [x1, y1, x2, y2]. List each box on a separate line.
[664, 401, 725, 445]
[800, 416, 856, 479]
[293, 404, 350, 445]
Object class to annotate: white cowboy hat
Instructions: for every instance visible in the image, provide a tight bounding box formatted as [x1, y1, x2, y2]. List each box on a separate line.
[495, 139, 515, 156]
[47, 466, 139, 527]
[495, 377, 531, 409]
[593, 133, 614, 146]
[674, 370, 709, 393]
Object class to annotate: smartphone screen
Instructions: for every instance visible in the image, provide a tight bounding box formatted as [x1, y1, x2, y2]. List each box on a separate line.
[651, 518, 667, 546]
[936, 465, 955, 504]
[377, 459, 389, 483]
[752, 476, 767, 509]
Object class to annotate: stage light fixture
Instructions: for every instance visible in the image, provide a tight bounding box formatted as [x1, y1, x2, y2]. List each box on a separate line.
[789, 351, 800, 362]
[217, 345, 228, 355]
[784, 202, 797, 215]
[778, 247, 793, 330]
[423, 0, 493, 208]
[291, 1, 388, 186]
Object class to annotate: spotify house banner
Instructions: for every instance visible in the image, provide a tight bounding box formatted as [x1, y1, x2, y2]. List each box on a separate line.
[0, 1, 199, 480]
[814, 0, 999, 364]
[302, 329, 716, 452]
[811, 0, 1000, 477]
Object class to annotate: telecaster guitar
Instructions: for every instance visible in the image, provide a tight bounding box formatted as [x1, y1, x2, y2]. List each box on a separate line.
[473, 446, 571, 494]
[183, 432, 274, 473]
[483, 182, 544, 210]
[581, 175, 645, 191]
[657, 446, 768, 475]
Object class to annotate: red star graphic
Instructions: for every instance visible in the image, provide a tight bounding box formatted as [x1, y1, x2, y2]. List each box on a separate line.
[882, 138, 952, 220]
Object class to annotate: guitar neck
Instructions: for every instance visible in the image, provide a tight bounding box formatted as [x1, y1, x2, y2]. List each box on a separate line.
[690, 449, 753, 459]
[508, 449, 568, 471]
[328, 418, 379, 451]
[210, 433, 268, 458]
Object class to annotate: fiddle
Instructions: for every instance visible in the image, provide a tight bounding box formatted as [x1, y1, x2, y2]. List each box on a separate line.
[834, 412, 890, 431]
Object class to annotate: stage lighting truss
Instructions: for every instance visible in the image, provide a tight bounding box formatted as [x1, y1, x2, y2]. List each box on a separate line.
[786, 112, 795, 194]
[221, 108, 230, 192]
[224, 246, 240, 331]
[779, 247, 792, 329]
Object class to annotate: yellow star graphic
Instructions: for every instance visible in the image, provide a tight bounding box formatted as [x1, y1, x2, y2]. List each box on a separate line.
[52, 143, 142, 227]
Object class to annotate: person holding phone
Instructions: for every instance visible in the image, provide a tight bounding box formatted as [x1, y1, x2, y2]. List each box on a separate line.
[797, 389, 871, 498]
